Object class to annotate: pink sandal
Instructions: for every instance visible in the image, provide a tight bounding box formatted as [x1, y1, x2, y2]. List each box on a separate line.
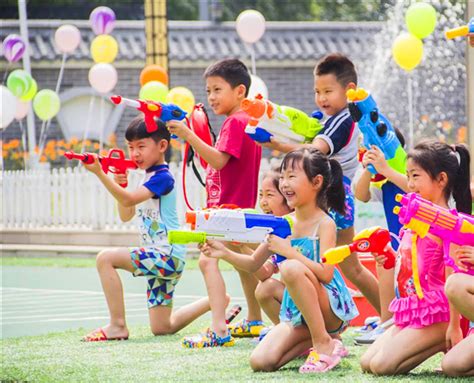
[333, 339, 349, 358]
[299, 348, 341, 373]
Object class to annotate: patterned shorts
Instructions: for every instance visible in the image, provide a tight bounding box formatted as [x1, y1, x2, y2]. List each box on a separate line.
[130, 247, 185, 308]
[329, 176, 355, 230]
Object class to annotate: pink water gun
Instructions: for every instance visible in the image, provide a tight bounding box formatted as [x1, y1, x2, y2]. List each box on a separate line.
[393, 193, 474, 275]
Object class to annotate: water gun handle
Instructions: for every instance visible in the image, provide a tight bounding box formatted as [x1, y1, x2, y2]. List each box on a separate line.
[101, 148, 136, 188]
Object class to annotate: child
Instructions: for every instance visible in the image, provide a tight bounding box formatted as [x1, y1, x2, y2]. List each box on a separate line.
[201, 148, 359, 373]
[441, 246, 474, 377]
[360, 140, 472, 375]
[262, 53, 381, 316]
[167, 58, 263, 346]
[82, 116, 210, 341]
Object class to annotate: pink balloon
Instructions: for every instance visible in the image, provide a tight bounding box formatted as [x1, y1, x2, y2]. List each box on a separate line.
[89, 6, 116, 35]
[54, 25, 81, 54]
[88, 63, 118, 94]
[236, 10, 266, 44]
[2, 34, 26, 63]
[15, 100, 30, 121]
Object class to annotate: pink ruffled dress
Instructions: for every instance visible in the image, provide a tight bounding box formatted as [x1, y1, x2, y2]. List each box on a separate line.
[389, 229, 450, 329]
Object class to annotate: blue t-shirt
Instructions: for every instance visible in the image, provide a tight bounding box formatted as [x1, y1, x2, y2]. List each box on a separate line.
[135, 164, 185, 259]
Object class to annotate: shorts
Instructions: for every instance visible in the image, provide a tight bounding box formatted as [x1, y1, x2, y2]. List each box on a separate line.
[130, 247, 185, 308]
[329, 176, 355, 230]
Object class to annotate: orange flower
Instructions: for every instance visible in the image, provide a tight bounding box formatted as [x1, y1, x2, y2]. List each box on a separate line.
[9, 139, 20, 149]
[93, 143, 100, 150]
[40, 155, 47, 162]
[34, 146, 40, 154]
[441, 121, 452, 133]
[100, 149, 108, 156]
[2, 150, 8, 158]
[457, 126, 467, 143]
[83, 139, 92, 147]
[70, 137, 79, 145]
[58, 149, 65, 156]
[420, 115, 429, 123]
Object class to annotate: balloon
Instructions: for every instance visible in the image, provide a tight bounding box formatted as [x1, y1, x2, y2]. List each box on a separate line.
[0, 86, 17, 129]
[236, 10, 266, 44]
[248, 74, 268, 99]
[90, 6, 116, 35]
[405, 3, 437, 39]
[90, 35, 118, 63]
[166, 87, 195, 115]
[392, 33, 423, 72]
[139, 81, 169, 103]
[15, 100, 30, 121]
[33, 89, 61, 121]
[6, 69, 33, 98]
[2, 34, 26, 63]
[140, 65, 169, 86]
[54, 24, 81, 54]
[88, 63, 118, 94]
[20, 78, 37, 101]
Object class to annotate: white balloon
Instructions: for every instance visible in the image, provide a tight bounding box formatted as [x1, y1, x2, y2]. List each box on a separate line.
[15, 100, 30, 120]
[88, 63, 118, 94]
[248, 74, 268, 99]
[55, 24, 81, 54]
[236, 10, 266, 44]
[0, 85, 17, 129]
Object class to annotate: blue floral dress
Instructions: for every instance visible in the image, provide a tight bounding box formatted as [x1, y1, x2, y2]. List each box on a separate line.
[279, 235, 359, 327]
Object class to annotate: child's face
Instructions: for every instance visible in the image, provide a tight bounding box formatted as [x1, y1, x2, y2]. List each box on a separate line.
[279, 161, 318, 209]
[314, 74, 351, 116]
[127, 137, 167, 169]
[406, 158, 445, 203]
[206, 76, 244, 116]
[259, 176, 290, 216]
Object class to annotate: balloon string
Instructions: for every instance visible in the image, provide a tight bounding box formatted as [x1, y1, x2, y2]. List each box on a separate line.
[55, 53, 67, 94]
[2, 63, 11, 85]
[81, 96, 96, 152]
[19, 119, 28, 169]
[38, 120, 47, 159]
[99, 96, 105, 152]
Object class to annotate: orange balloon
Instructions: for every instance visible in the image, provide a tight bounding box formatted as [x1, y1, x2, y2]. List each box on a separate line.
[140, 65, 169, 86]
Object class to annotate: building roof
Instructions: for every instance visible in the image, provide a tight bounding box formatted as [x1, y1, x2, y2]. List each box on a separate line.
[1, 20, 382, 68]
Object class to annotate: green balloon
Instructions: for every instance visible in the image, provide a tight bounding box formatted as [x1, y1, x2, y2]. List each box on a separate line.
[20, 78, 38, 101]
[33, 89, 61, 121]
[405, 3, 437, 39]
[139, 81, 169, 103]
[6, 69, 33, 98]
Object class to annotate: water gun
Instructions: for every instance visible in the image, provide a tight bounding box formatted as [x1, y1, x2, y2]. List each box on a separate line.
[322, 227, 395, 269]
[168, 209, 293, 262]
[241, 94, 323, 144]
[64, 149, 137, 188]
[110, 95, 187, 133]
[445, 17, 474, 39]
[347, 88, 406, 175]
[393, 193, 474, 275]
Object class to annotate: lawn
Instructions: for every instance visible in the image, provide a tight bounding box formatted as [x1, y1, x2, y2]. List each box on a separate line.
[2, 322, 469, 382]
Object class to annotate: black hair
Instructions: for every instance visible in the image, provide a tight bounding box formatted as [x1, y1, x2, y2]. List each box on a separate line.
[407, 140, 471, 214]
[314, 53, 357, 87]
[125, 116, 170, 143]
[203, 58, 251, 97]
[261, 168, 292, 212]
[394, 127, 406, 148]
[280, 148, 346, 215]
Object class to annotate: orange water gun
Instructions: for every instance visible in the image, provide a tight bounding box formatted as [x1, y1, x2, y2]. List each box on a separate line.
[445, 17, 474, 40]
[322, 227, 395, 269]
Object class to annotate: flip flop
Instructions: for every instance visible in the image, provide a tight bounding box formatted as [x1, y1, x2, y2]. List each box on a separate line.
[82, 328, 129, 342]
[333, 339, 349, 358]
[299, 348, 341, 373]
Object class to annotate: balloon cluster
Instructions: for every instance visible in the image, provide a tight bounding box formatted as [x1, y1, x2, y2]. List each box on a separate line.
[88, 6, 118, 94]
[392, 2, 437, 72]
[139, 65, 195, 116]
[235, 10, 268, 98]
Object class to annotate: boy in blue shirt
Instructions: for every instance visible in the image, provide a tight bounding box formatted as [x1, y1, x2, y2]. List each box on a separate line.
[82, 116, 210, 341]
[264, 53, 381, 317]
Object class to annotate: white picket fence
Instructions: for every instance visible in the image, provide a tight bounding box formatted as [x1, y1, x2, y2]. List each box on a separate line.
[1, 159, 385, 230]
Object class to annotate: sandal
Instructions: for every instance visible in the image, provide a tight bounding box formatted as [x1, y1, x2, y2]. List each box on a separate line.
[333, 339, 349, 358]
[228, 319, 264, 338]
[182, 328, 235, 348]
[82, 328, 129, 342]
[299, 348, 341, 373]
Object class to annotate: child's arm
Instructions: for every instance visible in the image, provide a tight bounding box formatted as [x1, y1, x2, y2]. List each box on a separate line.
[365, 145, 409, 192]
[354, 165, 373, 203]
[200, 240, 272, 273]
[260, 137, 329, 155]
[445, 259, 463, 350]
[84, 157, 154, 209]
[167, 120, 230, 170]
[454, 246, 474, 273]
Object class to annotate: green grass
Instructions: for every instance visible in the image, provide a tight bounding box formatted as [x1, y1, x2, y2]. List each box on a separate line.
[1, 321, 469, 382]
[1, 256, 234, 270]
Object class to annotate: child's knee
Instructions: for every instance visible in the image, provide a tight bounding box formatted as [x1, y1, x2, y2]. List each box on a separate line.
[359, 353, 372, 372]
[369, 357, 397, 376]
[444, 273, 462, 300]
[441, 352, 465, 377]
[96, 249, 113, 268]
[280, 259, 305, 284]
[250, 351, 278, 372]
[255, 281, 273, 302]
[198, 253, 217, 274]
[151, 323, 174, 336]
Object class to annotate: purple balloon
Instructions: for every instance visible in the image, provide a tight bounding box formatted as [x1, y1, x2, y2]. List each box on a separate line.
[89, 6, 116, 35]
[3, 34, 26, 63]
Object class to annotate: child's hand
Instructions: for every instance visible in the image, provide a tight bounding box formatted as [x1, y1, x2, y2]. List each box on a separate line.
[266, 234, 292, 257]
[83, 155, 102, 175]
[259, 137, 282, 151]
[454, 246, 474, 271]
[365, 145, 389, 175]
[113, 172, 128, 186]
[166, 120, 190, 140]
[468, 33, 474, 48]
[199, 240, 230, 259]
[446, 323, 463, 351]
[373, 254, 388, 267]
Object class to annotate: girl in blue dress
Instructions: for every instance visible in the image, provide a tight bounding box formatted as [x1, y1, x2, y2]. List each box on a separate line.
[200, 148, 358, 374]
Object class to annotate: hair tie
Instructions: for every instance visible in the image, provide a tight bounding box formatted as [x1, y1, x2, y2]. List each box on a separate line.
[452, 148, 461, 165]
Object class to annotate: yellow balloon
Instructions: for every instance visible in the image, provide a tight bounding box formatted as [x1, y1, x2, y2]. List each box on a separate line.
[91, 35, 118, 63]
[166, 86, 195, 115]
[392, 33, 423, 72]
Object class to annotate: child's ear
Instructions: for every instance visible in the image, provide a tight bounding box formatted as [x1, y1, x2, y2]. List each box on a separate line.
[159, 139, 169, 153]
[437, 171, 449, 188]
[312, 174, 323, 190]
[235, 84, 247, 99]
[345, 82, 357, 91]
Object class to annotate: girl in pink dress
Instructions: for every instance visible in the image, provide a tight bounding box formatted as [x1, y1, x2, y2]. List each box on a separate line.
[360, 140, 472, 375]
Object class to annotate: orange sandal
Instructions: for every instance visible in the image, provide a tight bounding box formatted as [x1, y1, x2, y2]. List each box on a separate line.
[82, 328, 129, 342]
